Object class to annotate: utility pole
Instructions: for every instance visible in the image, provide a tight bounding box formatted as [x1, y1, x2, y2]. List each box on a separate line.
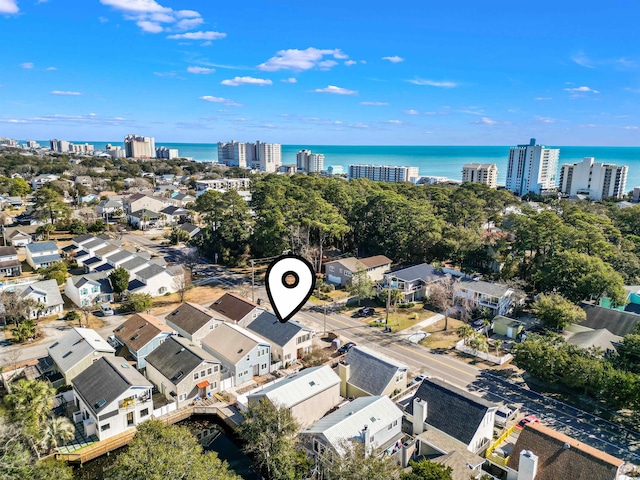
[323, 300, 327, 336]
[250, 259, 255, 303]
[385, 281, 391, 325]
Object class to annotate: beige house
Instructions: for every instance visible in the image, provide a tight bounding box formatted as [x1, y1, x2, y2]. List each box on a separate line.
[208, 292, 264, 328]
[48, 327, 115, 385]
[325, 255, 392, 287]
[246, 366, 342, 427]
[338, 345, 407, 398]
[164, 302, 224, 345]
[145, 337, 221, 407]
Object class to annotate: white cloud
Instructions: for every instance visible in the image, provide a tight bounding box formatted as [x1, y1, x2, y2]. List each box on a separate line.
[100, 0, 169, 14]
[313, 85, 357, 95]
[281, 78, 297, 83]
[623, 126, 639, 130]
[0, 0, 19, 14]
[318, 60, 338, 69]
[199, 95, 242, 107]
[20, 62, 34, 69]
[344, 60, 357, 66]
[409, 79, 458, 88]
[50, 90, 83, 96]
[535, 97, 552, 101]
[154, 71, 177, 77]
[221, 76, 272, 86]
[46, 67, 57, 71]
[535, 116, 555, 124]
[99, 16, 109, 23]
[382, 56, 404, 63]
[564, 85, 600, 94]
[176, 17, 203, 30]
[258, 48, 348, 72]
[0, 113, 129, 126]
[136, 20, 163, 33]
[404, 109, 420, 115]
[474, 117, 498, 125]
[572, 51, 595, 69]
[167, 31, 226, 40]
[625, 87, 640, 93]
[187, 66, 215, 74]
[387, 120, 403, 124]
[360, 101, 389, 106]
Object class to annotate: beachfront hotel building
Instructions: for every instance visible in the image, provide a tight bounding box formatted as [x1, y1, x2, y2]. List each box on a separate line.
[559, 157, 628, 200]
[462, 163, 498, 188]
[505, 138, 559, 196]
[124, 134, 156, 159]
[217, 140, 281, 173]
[296, 150, 325, 173]
[348, 164, 419, 183]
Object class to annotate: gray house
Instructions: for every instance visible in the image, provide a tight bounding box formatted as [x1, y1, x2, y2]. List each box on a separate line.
[145, 336, 221, 408]
[165, 302, 224, 345]
[246, 311, 314, 365]
[201, 323, 271, 388]
[338, 345, 408, 398]
[325, 255, 392, 287]
[378, 263, 448, 302]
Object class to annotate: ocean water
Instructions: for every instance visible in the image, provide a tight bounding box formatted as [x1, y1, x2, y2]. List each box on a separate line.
[74, 142, 640, 188]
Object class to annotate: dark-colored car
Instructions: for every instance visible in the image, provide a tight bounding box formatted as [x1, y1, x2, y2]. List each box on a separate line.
[338, 342, 356, 354]
[353, 307, 376, 318]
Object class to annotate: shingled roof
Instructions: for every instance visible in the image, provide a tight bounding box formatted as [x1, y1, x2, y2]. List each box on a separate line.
[114, 313, 172, 353]
[579, 302, 640, 337]
[145, 336, 218, 385]
[209, 293, 260, 322]
[506, 422, 623, 480]
[342, 345, 407, 396]
[246, 311, 312, 347]
[165, 302, 219, 335]
[407, 377, 496, 446]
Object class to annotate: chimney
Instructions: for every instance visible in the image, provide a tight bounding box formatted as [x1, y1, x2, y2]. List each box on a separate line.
[412, 397, 427, 435]
[401, 440, 415, 468]
[518, 450, 538, 480]
[338, 361, 350, 398]
[361, 424, 370, 450]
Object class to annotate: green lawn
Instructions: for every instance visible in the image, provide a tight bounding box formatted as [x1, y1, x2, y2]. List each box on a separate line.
[367, 306, 437, 333]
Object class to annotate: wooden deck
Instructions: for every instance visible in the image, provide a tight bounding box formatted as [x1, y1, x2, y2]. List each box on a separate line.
[56, 428, 137, 464]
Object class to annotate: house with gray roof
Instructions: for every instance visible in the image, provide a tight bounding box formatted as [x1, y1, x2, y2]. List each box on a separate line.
[246, 366, 342, 427]
[565, 327, 622, 355]
[378, 263, 450, 302]
[96, 198, 123, 217]
[338, 345, 408, 398]
[48, 327, 115, 385]
[246, 311, 314, 365]
[15, 279, 64, 319]
[145, 336, 221, 407]
[299, 395, 403, 458]
[128, 209, 160, 229]
[2, 224, 39, 247]
[159, 205, 189, 226]
[120, 255, 149, 273]
[165, 302, 224, 344]
[25, 241, 61, 270]
[578, 302, 640, 337]
[126, 262, 183, 297]
[201, 323, 270, 388]
[0, 246, 21, 277]
[325, 255, 392, 287]
[453, 279, 520, 317]
[406, 377, 497, 454]
[64, 272, 114, 307]
[71, 356, 153, 441]
[179, 222, 201, 238]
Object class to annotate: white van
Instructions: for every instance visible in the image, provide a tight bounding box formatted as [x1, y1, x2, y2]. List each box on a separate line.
[100, 304, 114, 316]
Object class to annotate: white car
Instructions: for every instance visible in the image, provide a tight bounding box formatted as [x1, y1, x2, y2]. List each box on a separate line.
[100, 304, 114, 316]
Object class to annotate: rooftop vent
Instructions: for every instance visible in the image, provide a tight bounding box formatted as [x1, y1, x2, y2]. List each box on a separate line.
[563, 443, 571, 450]
[121, 364, 130, 368]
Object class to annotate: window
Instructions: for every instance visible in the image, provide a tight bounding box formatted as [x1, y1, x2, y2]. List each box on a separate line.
[214, 365, 219, 372]
[284, 354, 292, 360]
[393, 420, 398, 427]
[200, 370, 205, 377]
[388, 423, 393, 430]
[194, 372, 199, 380]
[261, 364, 267, 369]
[62, 351, 73, 359]
[100, 423, 110, 431]
[246, 355, 250, 361]
[207, 368, 212, 375]
[396, 375, 402, 383]
[140, 408, 149, 417]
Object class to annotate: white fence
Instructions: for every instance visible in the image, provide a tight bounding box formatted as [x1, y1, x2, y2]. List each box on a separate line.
[153, 401, 177, 418]
[455, 339, 513, 365]
[53, 389, 75, 408]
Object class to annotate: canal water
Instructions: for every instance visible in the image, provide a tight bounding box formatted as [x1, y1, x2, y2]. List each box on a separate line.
[73, 415, 260, 480]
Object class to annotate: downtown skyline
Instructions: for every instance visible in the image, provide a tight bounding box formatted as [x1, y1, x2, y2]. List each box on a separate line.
[0, 0, 639, 145]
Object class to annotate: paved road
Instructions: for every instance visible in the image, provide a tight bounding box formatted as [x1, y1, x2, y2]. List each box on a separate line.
[296, 307, 640, 464]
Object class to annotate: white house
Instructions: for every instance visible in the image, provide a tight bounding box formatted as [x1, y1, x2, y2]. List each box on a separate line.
[201, 323, 271, 388]
[15, 279, 64, 319]
[246, 311, 314, 365]
[48, 327, 115, 385]
[25, 241, 62, 270]
[145, 336, 221, 408]
[72, 356, 154, 441]
[453, 279, 520, 317]
[406, 377, 497, 454]
[378, 263, 449, 302]
[126, 263, 183, 297]
[246, 366, 342, 427]
[0, 246, 22, 277]
[208, 292, 264, 327]
[123, 193, 168, 215]
[64, 273, 115, 307]
[299, 396, 404, 458]
[165, 302, 224, 345]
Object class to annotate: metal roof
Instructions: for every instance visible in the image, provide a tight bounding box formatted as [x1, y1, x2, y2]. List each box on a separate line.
[26, 241, 58, 253]
[48, 327, 115, 374]
[247, 366, 340, 409]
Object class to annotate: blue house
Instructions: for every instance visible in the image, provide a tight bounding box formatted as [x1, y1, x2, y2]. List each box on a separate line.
[113, 313, 175, 369]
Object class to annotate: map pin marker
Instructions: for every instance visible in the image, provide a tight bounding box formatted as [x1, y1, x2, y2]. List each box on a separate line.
[265, 254, 316, 323]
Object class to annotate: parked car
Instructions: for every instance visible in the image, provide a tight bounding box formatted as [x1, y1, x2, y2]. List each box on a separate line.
[516, 414, 539, 429]
[495, 405, 519, 427]
[353, 307, 376, 318]
[100, 304, 114, 316]
[338, 342, 356, 355]
[410, 373, 431, 386]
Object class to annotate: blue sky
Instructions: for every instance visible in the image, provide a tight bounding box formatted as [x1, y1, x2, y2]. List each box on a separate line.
[0, 0, 639, 145]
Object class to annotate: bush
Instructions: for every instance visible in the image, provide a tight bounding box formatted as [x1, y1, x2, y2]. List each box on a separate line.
[319, 283, 335, 293]
[122, 293, 153, 313]
[398, 302, 415, 309]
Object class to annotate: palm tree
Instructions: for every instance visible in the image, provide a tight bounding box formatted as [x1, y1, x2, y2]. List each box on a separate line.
[494, 339, 502, 356]
[13, 319, 36, 342]
[5, 379, 55, 436]
[39, 416, 75, 453]
[456, 324, 474, 346]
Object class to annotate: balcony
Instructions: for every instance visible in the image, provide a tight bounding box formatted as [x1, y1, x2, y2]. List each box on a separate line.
[119, 394, 152, 411]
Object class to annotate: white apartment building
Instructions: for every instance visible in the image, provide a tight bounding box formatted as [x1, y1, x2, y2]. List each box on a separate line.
[348, 164, 419, 183]
[297, 150, 325, 173]
[217, 140, 280, 172]
[559, 157, 628, 200]
[124, 134, 155, 159]
[255, 141, 282, 173]
[49, 139, 71, 153]
[105, 144, 125, 158]
[505, 138, 559, 196]
[71, 143, 95, 154]
[156, 146, 179, 159]
[462, 163, 498, 188]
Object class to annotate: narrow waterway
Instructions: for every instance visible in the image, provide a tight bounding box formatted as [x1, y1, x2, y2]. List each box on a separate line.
[72, 415, 260, 479]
